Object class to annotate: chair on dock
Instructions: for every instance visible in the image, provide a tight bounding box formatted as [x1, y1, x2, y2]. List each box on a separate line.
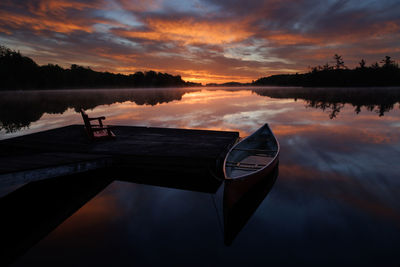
[80, 108, 115, 141]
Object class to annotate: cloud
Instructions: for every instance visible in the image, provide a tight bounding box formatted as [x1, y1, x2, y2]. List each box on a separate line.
[1, 0, 399, 84]
[112, 17, 253, 45]
[0, 9, 92, 34]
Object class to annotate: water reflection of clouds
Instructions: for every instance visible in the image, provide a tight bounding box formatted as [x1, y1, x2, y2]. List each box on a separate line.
[105, 90, 301, 135]
[268, 165, 400, 236]
[279, 124, 400, 174]
[53, 189, 122, 235]
[222, 108, 293, 133]
[3, 89, 400, 218]
[87, 90, 278, 134]
[6, 89, 400, 265]
[100, 90, 400, 228]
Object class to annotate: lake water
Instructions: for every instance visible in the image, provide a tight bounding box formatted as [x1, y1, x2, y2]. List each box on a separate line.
[1, 87, 400, 266]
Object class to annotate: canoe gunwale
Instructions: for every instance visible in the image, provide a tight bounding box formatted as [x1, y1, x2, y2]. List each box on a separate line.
[223, 123, 280, 181]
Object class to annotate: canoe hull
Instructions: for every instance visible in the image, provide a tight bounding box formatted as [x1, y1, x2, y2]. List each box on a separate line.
[224, 157, 279, 208]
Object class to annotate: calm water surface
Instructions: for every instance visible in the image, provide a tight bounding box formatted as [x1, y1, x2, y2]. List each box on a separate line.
[1, 87, 399, 266]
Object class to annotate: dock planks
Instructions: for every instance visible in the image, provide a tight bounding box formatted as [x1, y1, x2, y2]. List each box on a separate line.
[0, 125, 239, 187]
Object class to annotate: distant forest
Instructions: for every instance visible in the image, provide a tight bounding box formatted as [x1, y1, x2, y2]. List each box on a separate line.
[2, 45, 400, 89]
[253, 54, 400, 87]
[0, 46, 200, 90]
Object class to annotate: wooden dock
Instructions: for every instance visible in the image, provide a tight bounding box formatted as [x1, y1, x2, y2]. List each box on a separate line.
[0, 125, 239, 190]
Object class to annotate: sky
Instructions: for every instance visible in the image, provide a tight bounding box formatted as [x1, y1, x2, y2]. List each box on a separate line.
[0, 0, 399, 84]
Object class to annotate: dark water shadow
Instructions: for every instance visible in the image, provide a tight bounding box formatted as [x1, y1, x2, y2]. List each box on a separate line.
[116, 166, 223, 194]
[0, 170, 114, 266]
[223, 164, 279, 246]
[0, 164, 225, 266]
[0, 157, 279, 266]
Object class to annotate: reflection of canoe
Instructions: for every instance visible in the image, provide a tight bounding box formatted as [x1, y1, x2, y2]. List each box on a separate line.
[223, 164, 279, 246]
[223, 123, 279, 203]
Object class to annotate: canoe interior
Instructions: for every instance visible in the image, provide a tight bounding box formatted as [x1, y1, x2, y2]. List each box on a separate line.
[225, 124, 278, 179]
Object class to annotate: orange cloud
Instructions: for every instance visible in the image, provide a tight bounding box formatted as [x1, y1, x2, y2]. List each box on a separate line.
[0, 0, 98, 34]
[0, 10, 92, 34]
[175, 69, 253, 84]
[0, 25, 11, 34]
[362, 47, 400, 55]
[369, 20, 400, 37]
[114, 18, 254, 45]
[28, 0, 93, 16]
[266, 32, 321, 45]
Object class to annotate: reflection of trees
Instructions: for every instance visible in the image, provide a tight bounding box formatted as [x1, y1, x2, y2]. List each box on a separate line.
[2, 87, 399, 133]
[0, 89, 198, 132]
[306, 101, 345, 119]
[253, 87, 400, 119]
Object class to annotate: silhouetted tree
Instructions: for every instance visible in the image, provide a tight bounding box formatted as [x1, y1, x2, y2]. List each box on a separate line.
[381, 56, 395, 68]
[359, 59, 366, 68]
[371, 62, 380, 69]
[0, 46, 39, 89]
[253, 54, 400, 87]
[323, 63, 333, 71]
[334, 54, 346, 69]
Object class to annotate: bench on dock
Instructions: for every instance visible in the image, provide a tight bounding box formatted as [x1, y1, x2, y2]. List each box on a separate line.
[80, 108, 115, 140]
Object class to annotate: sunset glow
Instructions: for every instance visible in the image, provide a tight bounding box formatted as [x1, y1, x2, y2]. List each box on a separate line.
[1, 0, 399, 84]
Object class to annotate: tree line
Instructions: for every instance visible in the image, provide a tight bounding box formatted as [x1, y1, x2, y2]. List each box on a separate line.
[253, 54, 400, 87]
[0, 46, 200, 90]
[2, 45, 399, 89]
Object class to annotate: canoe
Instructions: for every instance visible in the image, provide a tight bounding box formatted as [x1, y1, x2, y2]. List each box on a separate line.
[223, 124, 280, 205]
[223, 123, 280, 181]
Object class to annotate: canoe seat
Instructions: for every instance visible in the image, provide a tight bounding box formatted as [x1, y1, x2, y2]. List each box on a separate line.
[232, 148, 277, 153]
[80, 108, 115, 141]
[232, 148, 277, 157]
[226, 161, 266, 170]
